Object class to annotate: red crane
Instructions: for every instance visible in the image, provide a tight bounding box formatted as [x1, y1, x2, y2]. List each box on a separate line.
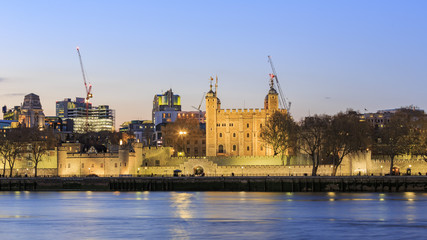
[76, 47, 93, 132]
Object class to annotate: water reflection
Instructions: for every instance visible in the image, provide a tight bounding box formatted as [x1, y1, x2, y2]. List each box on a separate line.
[0, 191, 425, 239]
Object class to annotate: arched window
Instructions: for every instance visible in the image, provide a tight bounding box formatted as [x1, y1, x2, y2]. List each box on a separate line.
[233, 145, 236, 151]
[219, 145, 224, 153]
[247, 133, 250, 138]
[247, 146, 250, 151]
[219, 133, 222, 137]
[233, 133, 236, 137]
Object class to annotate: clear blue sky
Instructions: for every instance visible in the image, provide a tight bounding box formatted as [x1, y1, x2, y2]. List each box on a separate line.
[1, 1, 427, 128]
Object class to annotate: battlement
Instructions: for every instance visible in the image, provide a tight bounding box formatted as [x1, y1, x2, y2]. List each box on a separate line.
[218, 108, 269, 115]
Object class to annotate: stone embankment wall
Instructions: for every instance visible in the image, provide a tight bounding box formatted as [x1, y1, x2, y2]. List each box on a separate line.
[0, 176, 425, 192]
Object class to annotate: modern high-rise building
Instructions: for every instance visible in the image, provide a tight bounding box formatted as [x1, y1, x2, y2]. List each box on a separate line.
[152, 89, 181, 125]
[152, 89, 181, 145]
[55, 98, 114, 133]
[3, 106, 21, 121]
[56, 97, 89, 118]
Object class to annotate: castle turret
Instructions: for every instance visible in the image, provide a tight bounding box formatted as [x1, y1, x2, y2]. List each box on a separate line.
[206, 77, 218, 156]
[264, 77, 279, 112]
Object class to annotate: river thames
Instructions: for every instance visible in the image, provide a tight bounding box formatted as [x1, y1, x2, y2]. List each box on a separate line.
[0, 191, 425, 239]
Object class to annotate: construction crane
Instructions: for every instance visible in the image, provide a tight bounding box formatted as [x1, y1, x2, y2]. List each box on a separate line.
[192, 92, 206, 122]
[268, 56, 290, 111]
[76, 47, 93, 132]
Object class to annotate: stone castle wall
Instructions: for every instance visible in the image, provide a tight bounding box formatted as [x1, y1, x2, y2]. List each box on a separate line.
[3, 144, 426, 177]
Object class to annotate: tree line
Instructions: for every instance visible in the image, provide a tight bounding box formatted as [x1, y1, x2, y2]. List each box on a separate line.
[261, 107, 427, 176]
[0, 128, 128, 177]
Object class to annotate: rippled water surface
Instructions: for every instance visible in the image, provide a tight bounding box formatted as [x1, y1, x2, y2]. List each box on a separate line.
[0, 191, 426, 239]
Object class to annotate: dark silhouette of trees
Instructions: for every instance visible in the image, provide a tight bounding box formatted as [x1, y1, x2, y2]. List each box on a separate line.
[298, 115, 330, 176]
[372, 110, 416, 175]
[77, 131, 122, 153]
[0, 128, 26, 177]
[162, 118, 204, 156]
[261, 111, 298, 164]
[25, 128, 58, 177]
[324, 111, 371, 176]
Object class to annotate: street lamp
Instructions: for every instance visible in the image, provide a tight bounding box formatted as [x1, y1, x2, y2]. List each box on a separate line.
[289, 166, 291, 176]
[145, 167, 147, 176]
[380, 165, 383, 176]
[241, 166, 244, 176]
[179, 131, 187, 157]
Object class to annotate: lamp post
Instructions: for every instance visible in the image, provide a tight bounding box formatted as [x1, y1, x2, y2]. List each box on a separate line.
[289, 166, 291, 176]
[137, 168, 140, 176]
[380, 165, 383, 176]
[241, 166, 244, 176]
[145, 167, 147, 176]
[179, 131, 187, 156]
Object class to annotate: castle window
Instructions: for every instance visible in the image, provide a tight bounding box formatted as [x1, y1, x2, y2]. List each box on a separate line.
[115, 163, 118, 168]
[247, 146, 250, 151]
[260, 146, 263, 151]
[124, 163, 127, 167]
[218, 145, 224, 153]
[233, 133, 236, 137]
[219, 133, 222, 137]
[233, 145, 236, 151]
[260, 124, 262, 128]
[247, 124, 249, 128]
[247, 133, 250, 138]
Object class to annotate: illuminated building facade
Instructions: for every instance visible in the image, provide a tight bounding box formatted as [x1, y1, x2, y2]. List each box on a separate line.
[360, 107, 425, 129]
[152, 89, 181, 145]
[205, 78, 286, 157]
[20, 93, 45, 128]
[55, 97, 114, 133]
[2, 106, 21, 121]
[120, 120, 154, 146]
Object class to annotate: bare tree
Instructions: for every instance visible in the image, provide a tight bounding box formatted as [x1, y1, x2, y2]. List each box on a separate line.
[0, 129, 26, 177]
[162, 118, 204, 157]
[0, 134, 13, 177]
[261, 111, 298, 164]
[324, 111, 371, 176]
[372, 110, 414, 175]
[298, 115, 330, 176]
[25, 128, 57, 177]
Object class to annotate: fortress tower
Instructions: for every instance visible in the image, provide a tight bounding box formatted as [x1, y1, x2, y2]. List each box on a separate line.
[205, 76, 284, 157]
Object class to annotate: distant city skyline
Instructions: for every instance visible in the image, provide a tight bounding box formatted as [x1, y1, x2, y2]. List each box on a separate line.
[1, 1, 427, 128]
